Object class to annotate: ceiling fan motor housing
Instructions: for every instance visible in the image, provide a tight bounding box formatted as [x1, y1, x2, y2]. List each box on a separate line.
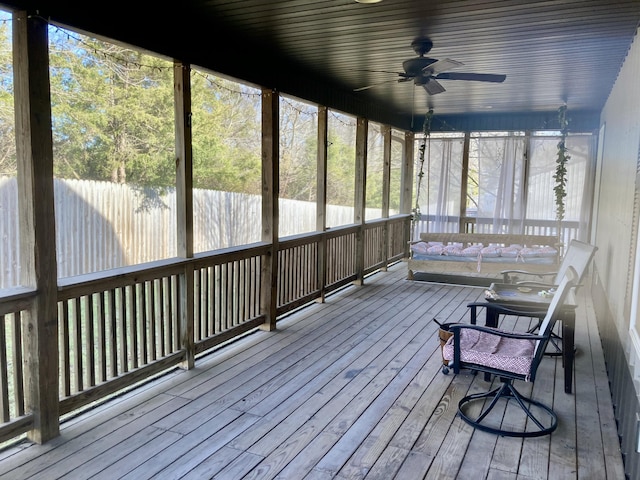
[411, 37, 434, 56]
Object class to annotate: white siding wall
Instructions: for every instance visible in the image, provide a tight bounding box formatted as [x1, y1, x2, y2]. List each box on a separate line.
[596, 27, 640, 378]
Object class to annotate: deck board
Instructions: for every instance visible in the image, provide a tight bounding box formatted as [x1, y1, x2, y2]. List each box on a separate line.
[0, 262, 625, 479]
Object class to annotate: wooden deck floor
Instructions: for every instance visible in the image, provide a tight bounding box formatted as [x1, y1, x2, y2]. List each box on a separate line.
[0, 262, 625, 479]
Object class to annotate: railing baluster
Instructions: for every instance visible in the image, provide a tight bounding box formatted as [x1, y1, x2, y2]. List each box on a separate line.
[156, 279, 165, 358]
[129, 285, 138, 370]
[137, 284, 147, 366]
[98, 292, 107, 383]
[0, 315, 9, 422]
[233, 261, 239, 327]
[108, 289, 117, 377]
[11, 312, 24, 417]
[214, 264, 221, 334]
[74, 296, 83, 392]
[161, 278, 168, 354]
[60, 300, 71, 397]
[117, 286, 127, 374]
[147, 280, 156, 362]
[172, 275, 179, 351]
[193, 270, 200, 342]
[207, 266, 214, 336]
[85, 295, 96, 387]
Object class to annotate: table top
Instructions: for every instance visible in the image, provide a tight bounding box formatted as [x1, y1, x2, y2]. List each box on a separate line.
[487, 282, 576, 308]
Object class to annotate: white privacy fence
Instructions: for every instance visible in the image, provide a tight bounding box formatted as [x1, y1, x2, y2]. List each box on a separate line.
[0, 177, 378, 288]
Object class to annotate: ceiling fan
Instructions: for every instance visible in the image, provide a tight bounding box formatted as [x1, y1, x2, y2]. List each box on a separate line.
[354, 37, 506, 95]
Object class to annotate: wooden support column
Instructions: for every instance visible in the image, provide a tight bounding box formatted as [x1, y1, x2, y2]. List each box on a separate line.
[354, 117, 367, 285]
[401, 131, 415, 214]
[13, 11, 59, 443]
[260, 88, 279, 331]
[380, 125, 392, 271]
[459, 132, 471, 233]
[381, 126, 392, 219]
[521, 130, 532, 236]
[316, 106, 328, 302]
[174, 60, 194, 369]
[401, 131, 415, 254]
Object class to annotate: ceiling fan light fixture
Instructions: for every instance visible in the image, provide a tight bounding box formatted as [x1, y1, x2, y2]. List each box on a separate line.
[355, 0, 382, 3]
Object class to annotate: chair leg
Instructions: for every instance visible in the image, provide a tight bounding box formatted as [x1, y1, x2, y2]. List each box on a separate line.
[458, 379, 558, 437]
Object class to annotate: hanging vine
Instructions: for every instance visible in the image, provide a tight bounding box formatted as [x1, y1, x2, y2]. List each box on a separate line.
[554, 104, 570, 244]
[412, 108, 434, 238]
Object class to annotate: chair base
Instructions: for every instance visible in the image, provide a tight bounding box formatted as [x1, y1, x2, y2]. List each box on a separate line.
[458, 380, 558, 437]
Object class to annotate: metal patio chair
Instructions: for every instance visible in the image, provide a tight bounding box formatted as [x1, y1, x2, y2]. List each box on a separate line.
[441, 266, 577, 437]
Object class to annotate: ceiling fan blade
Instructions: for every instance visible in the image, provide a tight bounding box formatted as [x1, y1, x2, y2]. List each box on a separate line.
[353, 77, 407, 92]
[423, 58, 463, 74]
[423, 79, 446, 95]
[349, 68, 407, 76]
[435, 72, 507, 83]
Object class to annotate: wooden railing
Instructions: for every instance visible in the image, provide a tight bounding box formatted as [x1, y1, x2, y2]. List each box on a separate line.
[56, 259, 189, 418]
[0, 215, 410, 445]
[325, 226, 358, 289]
[192, 244, 270, 355]
[0, 288, 34, 444]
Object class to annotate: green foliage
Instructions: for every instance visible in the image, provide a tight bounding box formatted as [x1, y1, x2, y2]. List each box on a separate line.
[190, 73, 262, 194]
[279, 99, 318, 201]
[326, 113, 357, 207]
[327, 132, 356, 206]
[554, 105, 570, 222]
[0, 22, 362, 204]
[365, 125, 385, 211]
[388, 138, 403, 212]
[49, 32, 175, 187]
[0, 19, 16, 176]
[46, 28, 267, 195]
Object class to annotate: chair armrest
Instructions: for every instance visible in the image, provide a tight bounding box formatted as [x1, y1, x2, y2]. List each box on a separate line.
[466, 302, 548, 324]
[448, 322, 546, 341]
[514, 280, 556, 288]
[513, 281, 584, 293]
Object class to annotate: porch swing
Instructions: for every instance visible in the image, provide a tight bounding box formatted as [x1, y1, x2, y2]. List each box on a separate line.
[408, 119, 561, 283]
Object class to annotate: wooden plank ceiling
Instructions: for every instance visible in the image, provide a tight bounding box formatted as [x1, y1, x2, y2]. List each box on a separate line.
[2, 0, 639, 131]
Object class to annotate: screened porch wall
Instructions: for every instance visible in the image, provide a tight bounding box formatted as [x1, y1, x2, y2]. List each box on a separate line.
[413, 131, 595, 248]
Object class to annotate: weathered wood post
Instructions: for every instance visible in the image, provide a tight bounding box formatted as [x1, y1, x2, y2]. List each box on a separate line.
[380, 125, 392, 271]
[316, 106, 328, 302]
[174, 60, 195, 369]
[14, 11, 60, 443]
[401, 131, 415, 258]
[260, 88, 279, 331]
[354, 117, 367, 285]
